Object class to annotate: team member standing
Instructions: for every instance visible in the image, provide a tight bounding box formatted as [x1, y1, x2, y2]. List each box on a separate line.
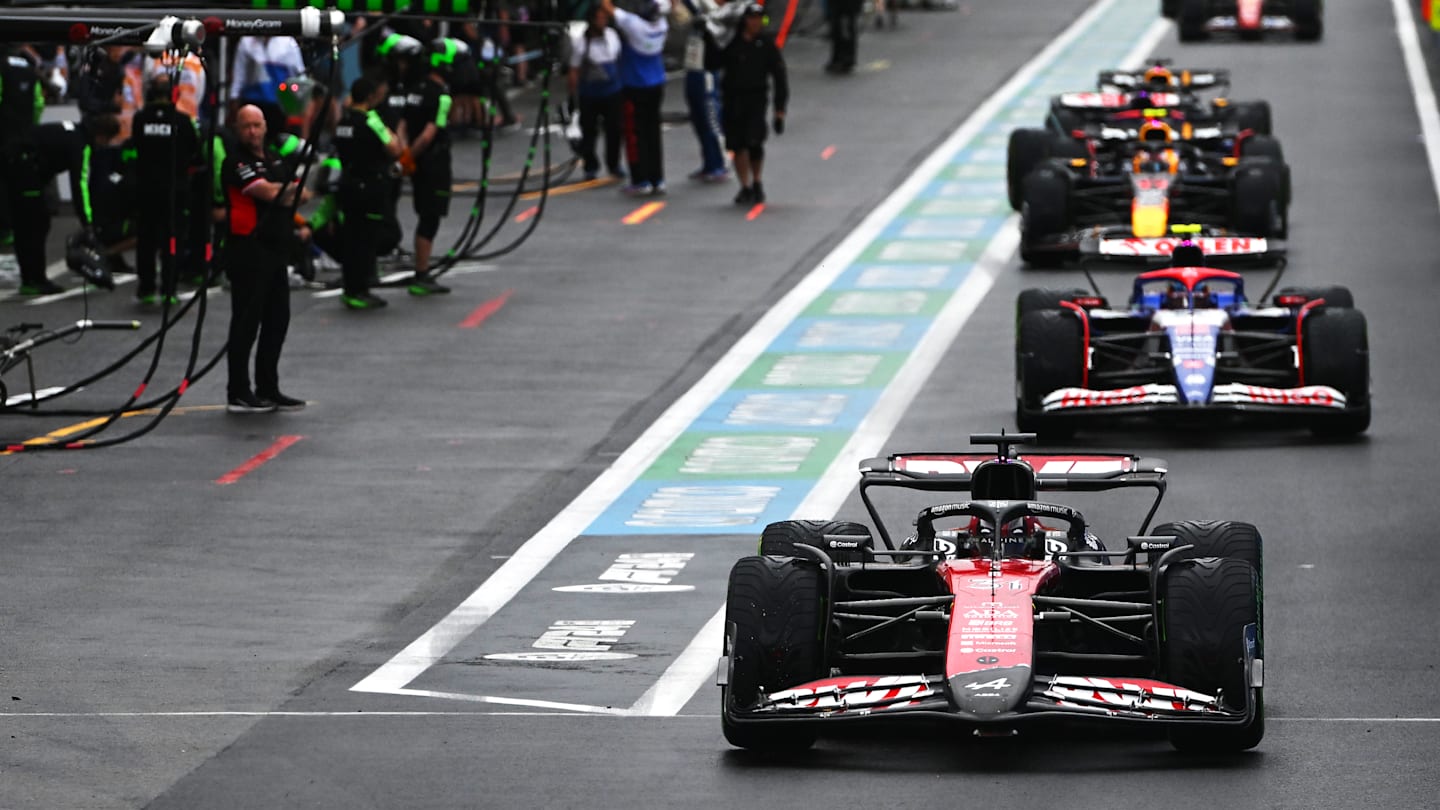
[604, 0, 670, 197]
[399, 38, 466, 296]
[133, 75, 201, 304]
[826, 0, 861, 74]
[333, 75, 403, 310]
[1, 43, 60, 294]
[713, 3, 788, 204]
[680, 0, 744, 183]
[567, 4, 625, 182]
[220, 105, 310, 414]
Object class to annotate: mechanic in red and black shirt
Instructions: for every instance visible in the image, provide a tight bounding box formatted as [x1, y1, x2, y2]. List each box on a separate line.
[220, 104, 310, 414]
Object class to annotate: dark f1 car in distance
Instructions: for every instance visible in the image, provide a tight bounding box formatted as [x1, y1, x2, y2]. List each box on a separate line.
[1163, 0, 1323, 42]
[719, 432, 1264, 753]
[1015, 239, 1369, 437]
[1044, 61, 1272, 141]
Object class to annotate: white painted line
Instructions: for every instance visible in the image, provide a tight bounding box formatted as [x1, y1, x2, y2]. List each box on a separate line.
[626, 12, 1174, 719]
[384, 688, 627, 715]
[1391, 0, 1440, 212]
[350, 0, 1161, 704]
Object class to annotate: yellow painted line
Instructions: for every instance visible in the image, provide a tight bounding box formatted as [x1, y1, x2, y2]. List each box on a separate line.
[3, 404, 227, 454]
[520, 176, 617, 201]
[621, 202, 666, 225]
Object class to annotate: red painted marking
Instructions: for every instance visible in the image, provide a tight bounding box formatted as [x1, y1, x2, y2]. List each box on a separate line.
[216, 435, 304, 486]
[746, 204, 765, 221]
[515, 205, 539, 223]
[459, 289, 514, 329]
[621, 201, 665, 225]
[820, 145, 837, 160]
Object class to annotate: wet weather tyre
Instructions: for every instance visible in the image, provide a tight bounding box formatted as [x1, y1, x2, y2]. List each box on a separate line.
[1178, 0, 1209, 41]
[1302, 308, 1370, 436]
[1230, 101, 1272, 136]
[1020, 167, 1070, 268]
[722, 556, 827, 752]
[1016, 288, 1094, 321]
[1152, 520, 1263, 582]
[1275, 285, 1354, 310]
[1015, 309, 1082, 437]
[1231, 164, 1283, 237]
[1163, 558, 1264, 752]
[759, 519, 871, 562]
[1293, 0, 1323, 41]
[1007, 128, 1053, 211]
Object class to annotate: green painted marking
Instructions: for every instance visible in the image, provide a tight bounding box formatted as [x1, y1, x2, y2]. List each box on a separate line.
[642, 433, 852, 480]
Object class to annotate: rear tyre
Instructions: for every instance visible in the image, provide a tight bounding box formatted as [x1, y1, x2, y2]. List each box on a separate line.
[1019, 167, 1071, 268]
[1015, 309, 1083, 437]
[1231, 162, 1284, 237]
[1178, 0, 1210, 41]
[1302, 308, 1370, 436]
[1163, 558, 1264, 752]
[1229, 101, 1272, 136]
[722, 555, 826, 752]
[1275, 284, 1354, 310]
[1293, 0, 1323, 41]
[1007, 128, 1053, 212]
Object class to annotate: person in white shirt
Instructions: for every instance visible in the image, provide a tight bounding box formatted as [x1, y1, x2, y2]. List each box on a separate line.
[604, 0, 670, 196]
[568, 5, 626, 181]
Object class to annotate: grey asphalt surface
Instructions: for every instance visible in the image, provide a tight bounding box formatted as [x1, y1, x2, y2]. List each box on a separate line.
[3, 0, 1440, 808]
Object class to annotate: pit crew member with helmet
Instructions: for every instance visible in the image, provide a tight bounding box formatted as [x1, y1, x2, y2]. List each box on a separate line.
[399, 38, 466, 297]
[709, 3, 788, 205]
[334, 74, 404, 311]
[603, 0, 671, 197]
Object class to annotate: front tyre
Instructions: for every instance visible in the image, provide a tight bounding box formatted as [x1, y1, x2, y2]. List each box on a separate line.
[1302, 308, 1370, 436]
[722, 555, 826, 752]
[1163, 558, 1264, 752]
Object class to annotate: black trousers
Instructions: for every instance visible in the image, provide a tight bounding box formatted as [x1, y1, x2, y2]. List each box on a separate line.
[829, 9, 859, 69]
[624, 84, 665, 187]
[338, 176, 390, 298]
[578, 92, 623, 176]
[135, 191, 183, 296]
[224, 235, 290, 399]
[3, 137, 50, 286]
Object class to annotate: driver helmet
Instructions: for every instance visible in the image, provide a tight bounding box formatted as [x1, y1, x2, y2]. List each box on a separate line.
[1138, 118, 1175, 143]
[1143, 64, 1175, 90]
[428, 37, 471, 73]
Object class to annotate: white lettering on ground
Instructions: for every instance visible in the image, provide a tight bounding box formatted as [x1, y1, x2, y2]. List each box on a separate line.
[624, 485, 781, 527]
[724, 393, 848, 427]
[855, 266, 950, 288]
[828, 291, 930, 315]
[763, 354, 882, 386]
[553, 553, 698, 593]
[533, 620, 634, 650]
[679, 435, 817, 475]
[798, 321, 907, 349]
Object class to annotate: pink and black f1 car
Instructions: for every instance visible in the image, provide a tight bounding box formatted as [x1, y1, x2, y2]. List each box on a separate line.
[1015, 238, 1369, 437]
[719, 433, 1264, 753]
[1164, 0, 1323, 42]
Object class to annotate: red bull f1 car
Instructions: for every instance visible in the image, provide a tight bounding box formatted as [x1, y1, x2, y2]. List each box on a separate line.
[1165, 0, 1323, 42]
[1014, 239, 1369, 437]
[719, 432, 1264, 753]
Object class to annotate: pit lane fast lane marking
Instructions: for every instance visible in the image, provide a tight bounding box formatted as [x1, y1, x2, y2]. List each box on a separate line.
[0, 404, 228, 455]
[351, 0, 1167, 712]
[459, 290, 513, 329]
[215, 435, 304, 485]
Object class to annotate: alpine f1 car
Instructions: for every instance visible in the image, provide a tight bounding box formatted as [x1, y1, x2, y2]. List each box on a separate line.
[720, 432, 1264, 753]
[1164, 0, 1323, 42]
[1014, 116, 1289, 266]
[1015, 239, 1369, 437]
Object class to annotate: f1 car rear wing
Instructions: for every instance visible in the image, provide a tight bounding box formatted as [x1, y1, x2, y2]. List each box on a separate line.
[1097, 67, 1230, 92]
[857, 435, 1167, 549]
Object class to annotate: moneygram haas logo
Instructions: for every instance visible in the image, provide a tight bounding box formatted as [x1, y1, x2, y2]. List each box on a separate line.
[553, 552, 695, 594]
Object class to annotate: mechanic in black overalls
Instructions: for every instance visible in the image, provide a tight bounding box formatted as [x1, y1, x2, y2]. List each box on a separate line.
[826, 0, 861, 75]
[333, 74, 403, 311]
[75, 112, 137, 282]
[1, 44, 58, 295]
[711, 5, 788, 205]
[133, 74, 201, 304]
[220, 104, 310, 414]
[376, 33, 423, 266]
[399, 38, 464, 297]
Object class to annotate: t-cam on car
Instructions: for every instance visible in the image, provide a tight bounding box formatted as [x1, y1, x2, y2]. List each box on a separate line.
[1014, 240, 1369, 437]
[720, 432, 1264, 754]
